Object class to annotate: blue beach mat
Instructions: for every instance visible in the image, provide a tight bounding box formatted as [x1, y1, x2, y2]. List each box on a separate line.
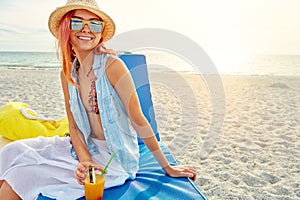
[38, 54, 207, 200]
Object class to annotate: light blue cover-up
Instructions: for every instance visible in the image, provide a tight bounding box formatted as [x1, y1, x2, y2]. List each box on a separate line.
[68, 53, 139, 179]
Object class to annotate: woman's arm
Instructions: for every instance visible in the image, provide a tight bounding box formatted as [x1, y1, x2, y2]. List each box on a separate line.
[105, 57, 197, 180]
[60, 70, 103, 184]
[61, 70, 91, 162]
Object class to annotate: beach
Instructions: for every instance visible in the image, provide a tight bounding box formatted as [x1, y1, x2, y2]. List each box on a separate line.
[0, 68, 299, 199]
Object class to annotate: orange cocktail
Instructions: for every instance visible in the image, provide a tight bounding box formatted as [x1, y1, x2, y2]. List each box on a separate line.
[85, 174, 105, 200]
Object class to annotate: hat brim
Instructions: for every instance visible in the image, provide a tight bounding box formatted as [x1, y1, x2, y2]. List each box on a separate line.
[48, 5, 115, 42]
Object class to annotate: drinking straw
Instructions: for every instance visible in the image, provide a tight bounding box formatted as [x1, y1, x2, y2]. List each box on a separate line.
[101, 151, 116, 175]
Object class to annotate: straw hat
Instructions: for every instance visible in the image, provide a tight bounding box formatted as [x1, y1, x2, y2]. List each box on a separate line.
[48, 0, 115, 41]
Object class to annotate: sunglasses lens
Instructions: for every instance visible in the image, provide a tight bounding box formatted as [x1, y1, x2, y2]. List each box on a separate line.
[70, 19, 84, 31]
[70, 19, 103, 33]
[89, 21, 103, 33]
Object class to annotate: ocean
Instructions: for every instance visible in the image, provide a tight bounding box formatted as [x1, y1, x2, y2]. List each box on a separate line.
[0, 51, 299, 76]
[0, 51, 60, 69]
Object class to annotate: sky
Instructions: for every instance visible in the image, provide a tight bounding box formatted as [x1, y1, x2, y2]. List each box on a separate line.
[0, 0, 300, 69]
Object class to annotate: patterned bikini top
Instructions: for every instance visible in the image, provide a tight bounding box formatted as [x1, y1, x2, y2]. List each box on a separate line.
[75, 59, 99, 114]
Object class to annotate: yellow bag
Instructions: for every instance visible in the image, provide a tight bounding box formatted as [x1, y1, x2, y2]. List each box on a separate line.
[0, 102, 69, 141]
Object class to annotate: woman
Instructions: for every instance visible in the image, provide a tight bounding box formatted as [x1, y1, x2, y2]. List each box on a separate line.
[0, 0, 197, 199]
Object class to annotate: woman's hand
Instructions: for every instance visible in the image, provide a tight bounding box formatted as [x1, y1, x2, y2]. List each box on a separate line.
[163, 165, 197, 181]
[74, 160, 104, 185]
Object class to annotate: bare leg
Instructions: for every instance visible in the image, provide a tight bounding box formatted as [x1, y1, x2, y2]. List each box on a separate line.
[0, 180, 21, 200]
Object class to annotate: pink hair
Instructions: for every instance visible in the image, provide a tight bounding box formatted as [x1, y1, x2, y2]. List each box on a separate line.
[57, 11, 75, 85]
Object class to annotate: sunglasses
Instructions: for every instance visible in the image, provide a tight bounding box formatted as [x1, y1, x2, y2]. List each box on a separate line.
[70, 18, 104, 33]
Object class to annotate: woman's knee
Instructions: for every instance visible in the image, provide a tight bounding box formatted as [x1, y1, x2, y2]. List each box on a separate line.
[0, 141, 22, 156]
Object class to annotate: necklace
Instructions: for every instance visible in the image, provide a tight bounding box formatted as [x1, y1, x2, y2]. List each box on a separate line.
[75, 59, 93, 77]
[86, 67, 93, 77]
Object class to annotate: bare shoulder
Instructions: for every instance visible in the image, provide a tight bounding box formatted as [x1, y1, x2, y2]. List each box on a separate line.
[106, 55, 127, 73]
[105, 55, 129, 87]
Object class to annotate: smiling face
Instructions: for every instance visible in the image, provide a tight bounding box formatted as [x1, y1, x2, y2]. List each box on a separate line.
[69, 9, 102, 55]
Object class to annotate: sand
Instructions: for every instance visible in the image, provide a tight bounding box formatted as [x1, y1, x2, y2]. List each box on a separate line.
[0, 68, 299, 199]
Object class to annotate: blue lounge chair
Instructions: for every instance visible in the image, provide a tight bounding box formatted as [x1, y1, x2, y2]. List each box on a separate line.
[38, 54, 207, 200]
